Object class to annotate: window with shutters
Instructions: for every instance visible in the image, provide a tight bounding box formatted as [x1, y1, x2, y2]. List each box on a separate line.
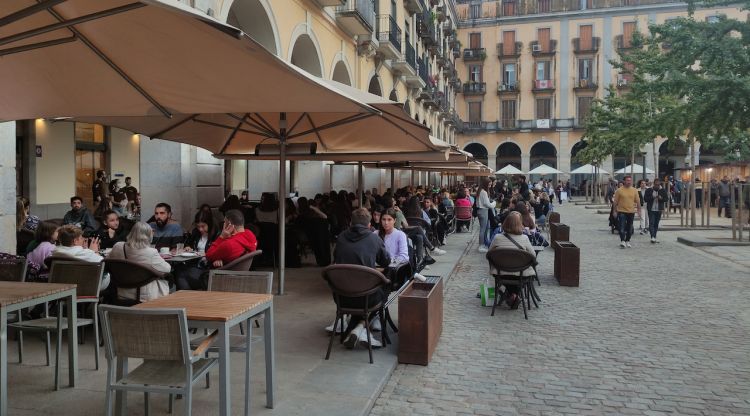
[537, 0, 550, 13]
[537, 28, 550, 52]
[468, 102, 482, 124]
[578, 58, 593, 83]
[577, 96, 593, 125]
[579, 25, 593, 50]
[535, 61, 551, 81]
[536, 98, 552, 120]
[502, 0, 517, 16]
[501, 100, 517, 128]
[469, 65, 482, 82]
[502, 30, 516, 55]
[469, 33, 481, 49]
[622, 22, 636, 48]
[502, 63, 517, 87]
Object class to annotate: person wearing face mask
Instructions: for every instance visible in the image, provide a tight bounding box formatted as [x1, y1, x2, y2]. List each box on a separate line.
[63, 195, 97, 236]
[148, 202, 185, 249]
[94, 210, 127, 250]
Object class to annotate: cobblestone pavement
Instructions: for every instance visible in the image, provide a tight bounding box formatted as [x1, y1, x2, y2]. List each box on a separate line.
[370, 203, 750, 416]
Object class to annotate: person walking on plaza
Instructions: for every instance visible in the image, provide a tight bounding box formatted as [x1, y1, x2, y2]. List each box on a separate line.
[613, 175, 640, 248]
[637, 180, 649, 235]
[644, 178, 668, 243]
[717, 176, 732, 218]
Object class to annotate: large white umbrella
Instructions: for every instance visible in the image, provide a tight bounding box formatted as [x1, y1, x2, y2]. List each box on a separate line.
[528, 164, 563, 175]
[570, 164, 609, 175]
[615, 164, 655, 174]
[495, 164, 524, 175]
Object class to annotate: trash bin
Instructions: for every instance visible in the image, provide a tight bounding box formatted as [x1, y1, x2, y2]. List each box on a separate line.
[549, 223, 570, 247]
[398, 277, 443, 366]
[553, 241, 580, 287]
[548, 212, 561, 224]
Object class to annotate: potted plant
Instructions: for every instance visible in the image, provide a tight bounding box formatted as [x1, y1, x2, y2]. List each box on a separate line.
[479, 50, 487, 61]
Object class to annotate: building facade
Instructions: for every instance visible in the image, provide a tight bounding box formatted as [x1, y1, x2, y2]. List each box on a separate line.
[453, 0, 745, 180]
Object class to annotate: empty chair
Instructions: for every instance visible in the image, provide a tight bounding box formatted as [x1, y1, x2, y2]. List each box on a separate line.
[10, 260, 104, 389]
[218, 249, 263, 272]
[321, 264, 391, 364]
[99, 305, 217, 416]
[485, 248, 538, 320]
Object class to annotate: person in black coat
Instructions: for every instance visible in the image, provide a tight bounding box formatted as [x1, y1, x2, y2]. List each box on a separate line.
[94, 210, 127, 250]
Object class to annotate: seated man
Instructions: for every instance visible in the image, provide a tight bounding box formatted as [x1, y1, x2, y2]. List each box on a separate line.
[148, 202, 184, 249]
[63, 196, 97, 236]
[205, 209, 258, 268]
[333, 208, 391, 349]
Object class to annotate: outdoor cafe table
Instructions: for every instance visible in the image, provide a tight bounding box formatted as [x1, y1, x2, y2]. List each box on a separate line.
[133, 290, 274, 416]
[0, 281, 78, 416]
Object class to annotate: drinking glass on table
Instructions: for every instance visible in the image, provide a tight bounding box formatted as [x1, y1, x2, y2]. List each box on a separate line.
[176, 243, 184, 254]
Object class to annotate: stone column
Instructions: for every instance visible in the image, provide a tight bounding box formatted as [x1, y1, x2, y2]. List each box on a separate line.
[521, 153, 531, 174]
[558, 131, 571, 181]
[0, 122, 16, 254]
[487, 157, 497, 173]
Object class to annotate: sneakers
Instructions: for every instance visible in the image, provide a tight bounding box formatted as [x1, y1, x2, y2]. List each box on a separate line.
[344, 324, 382, 349]
[325, 315, 349, 334]
[413, 273, 427, 282]
[620, 241, 626, 249]
[650, 237, 656, 244]
[625, 242, 632, 248]
[478, 246, 489, 253]
[423, 256, 436, 265]
[431, 248, 447, 256]
[423, 265, 431, 271]
[369, 316, 382, 332]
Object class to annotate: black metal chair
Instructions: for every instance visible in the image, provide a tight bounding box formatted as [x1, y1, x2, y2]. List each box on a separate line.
[486, 248, 538, 320]
[218, 249, 263, 272]
[104, 259, 165, 306]
[321, 264, 391, 364]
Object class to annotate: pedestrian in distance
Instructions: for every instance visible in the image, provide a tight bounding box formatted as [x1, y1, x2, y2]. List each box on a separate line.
[613, 175, 640, 248]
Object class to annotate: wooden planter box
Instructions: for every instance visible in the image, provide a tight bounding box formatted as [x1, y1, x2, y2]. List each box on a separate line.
[398, 277, 443, 366]
[553, 241, 580, 287]
[548, 211, 561, 224]
[549, 222, 570, 247]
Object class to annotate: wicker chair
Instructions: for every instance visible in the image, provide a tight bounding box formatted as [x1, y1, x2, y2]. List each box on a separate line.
[486, 248, 538, 320]
[9, 260, 104, 389]
[99, 305, 218, 416]
[104, 259, 165, 306]
[218, 249, 263, 272]
[0, 255, 28, 347]
[322, 264, 391, 364]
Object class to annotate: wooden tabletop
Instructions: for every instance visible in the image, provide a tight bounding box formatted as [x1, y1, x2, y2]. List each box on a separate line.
[0, 281, 77, 307]
[134, 290, 272, 322]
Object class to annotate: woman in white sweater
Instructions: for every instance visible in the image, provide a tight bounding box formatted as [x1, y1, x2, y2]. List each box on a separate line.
[476, 177, 497, 253]
[107, 222, 171, 302]
[488, 212, 536, 309]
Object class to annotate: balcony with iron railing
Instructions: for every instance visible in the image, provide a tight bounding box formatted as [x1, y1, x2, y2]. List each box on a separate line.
[615, 34, 638, 50]
[455, 0, 683, 21]
[405, 42, 417, 71]
[463, 82, 487, 95]
[532, 79, 555, 92]
[376, 15, 402, 59]
[418, 62, 430, 85]
[530, 39, 557, 56]
[417, 12, 437, 47]
[572, 37, 601, 54]
[573, 77, 598, 90]
[497, 42, 523, 59]
[497, 81, 520, 94]
[463, 48, 486, 62]
[335, 0, 376, 36]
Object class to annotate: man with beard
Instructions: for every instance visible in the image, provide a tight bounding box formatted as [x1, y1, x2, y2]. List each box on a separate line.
[62, 196, 97, 236]
[149, 202, 185, 249]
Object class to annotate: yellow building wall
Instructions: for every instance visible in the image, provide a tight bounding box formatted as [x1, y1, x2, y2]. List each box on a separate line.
[33, 120, 75, 205]
[109, 128, 141, 191]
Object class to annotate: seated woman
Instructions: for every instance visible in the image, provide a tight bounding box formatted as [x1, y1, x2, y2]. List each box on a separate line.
[377, 208, 409, 266]
[515, 202, 548, 247]
[26, 221, 59, 275]
[185, 210, 219, 254]
[94, 210, 127, 250]
[50, 225, 109, 290]
[107, 222, 171, 302]
[488, 212, 536, 309]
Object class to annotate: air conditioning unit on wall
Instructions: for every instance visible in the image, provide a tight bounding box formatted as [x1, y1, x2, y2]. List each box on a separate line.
[532, 44, 542, 52]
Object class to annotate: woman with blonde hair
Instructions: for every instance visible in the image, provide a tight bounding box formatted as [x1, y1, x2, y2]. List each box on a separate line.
[107, 222, 171, 302]
[488, 212, 536, 309]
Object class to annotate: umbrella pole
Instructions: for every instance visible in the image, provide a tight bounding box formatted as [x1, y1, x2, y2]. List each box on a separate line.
[390, 169, 395, 191]
[278, 113, 287, 295]
[358, 162, 364, 206]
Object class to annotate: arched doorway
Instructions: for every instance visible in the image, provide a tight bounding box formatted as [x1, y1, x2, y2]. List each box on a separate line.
[659, 140, 689, 178]
[529, 141, 557, 169]
[368, 76, 382, 97]
[496, 142, 522, 170]
[291, 34, 322, 77]
[570, 141, 587, 170]
[332, 60, 351, 85]
[226, 0, 278, 55]
[464, 143, 488, 166]
[388, 89, 398, 102]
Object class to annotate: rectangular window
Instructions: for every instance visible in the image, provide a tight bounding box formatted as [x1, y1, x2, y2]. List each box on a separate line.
[537, 0, 550, 13]
[501, 100, 517, 128]
[578, 58, 592, 81]
[405, 21, 411, 43]
[623, 22, 636, 48]
[577, 96, 593, 125]
[469, 65, 482, 82]
[503, 63, 517, 86]
[536, 98, 552, 120]
[470, 4, 480, 19]
[502, 0, 517, 16]
[537, 28, 550, 51]
[502, 30, 516, 55]
[468, 102, 482, 123]
[579, 24, 593, 50]
[535, 61, 551, 81]
[469, 32, 481, 49]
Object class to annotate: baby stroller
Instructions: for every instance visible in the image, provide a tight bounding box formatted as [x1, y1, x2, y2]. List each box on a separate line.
[608, 205, 619, 234]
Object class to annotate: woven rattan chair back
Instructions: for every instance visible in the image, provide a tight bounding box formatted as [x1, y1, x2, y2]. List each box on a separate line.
[454, 205, 473, 221]
[104, 259, 161, 289]
[0, 255, 27, 282]
[321, 264, 390, 298]
[100, 305, 189, 364]
[486, 248, 536, 275]
[49, 260, 104, 297]
[218, 249, 263, 271]
[208, 270, 273, 294]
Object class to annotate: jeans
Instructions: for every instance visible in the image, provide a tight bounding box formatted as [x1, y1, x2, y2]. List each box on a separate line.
[719, 196, 731, 217]
[617, 212, 635, 242]
[648, 210, 662, 239]
[477, 208, 490, 247]
[639, 206, 649, 231]
[403, 227, 431, 263]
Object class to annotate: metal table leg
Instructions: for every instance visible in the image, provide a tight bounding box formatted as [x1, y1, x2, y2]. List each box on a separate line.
[264, 305, 275, 408]
[0, 307, 8, 416]
[66, 293, 78, 387]
[244, 317, 252, 416]
[219, 324, 231, 416]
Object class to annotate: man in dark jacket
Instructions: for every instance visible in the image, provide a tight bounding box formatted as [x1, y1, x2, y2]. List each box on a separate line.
[333, 208, 390, 349]
[644, 178, 669, 243]
[62, 196, 97, 236]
